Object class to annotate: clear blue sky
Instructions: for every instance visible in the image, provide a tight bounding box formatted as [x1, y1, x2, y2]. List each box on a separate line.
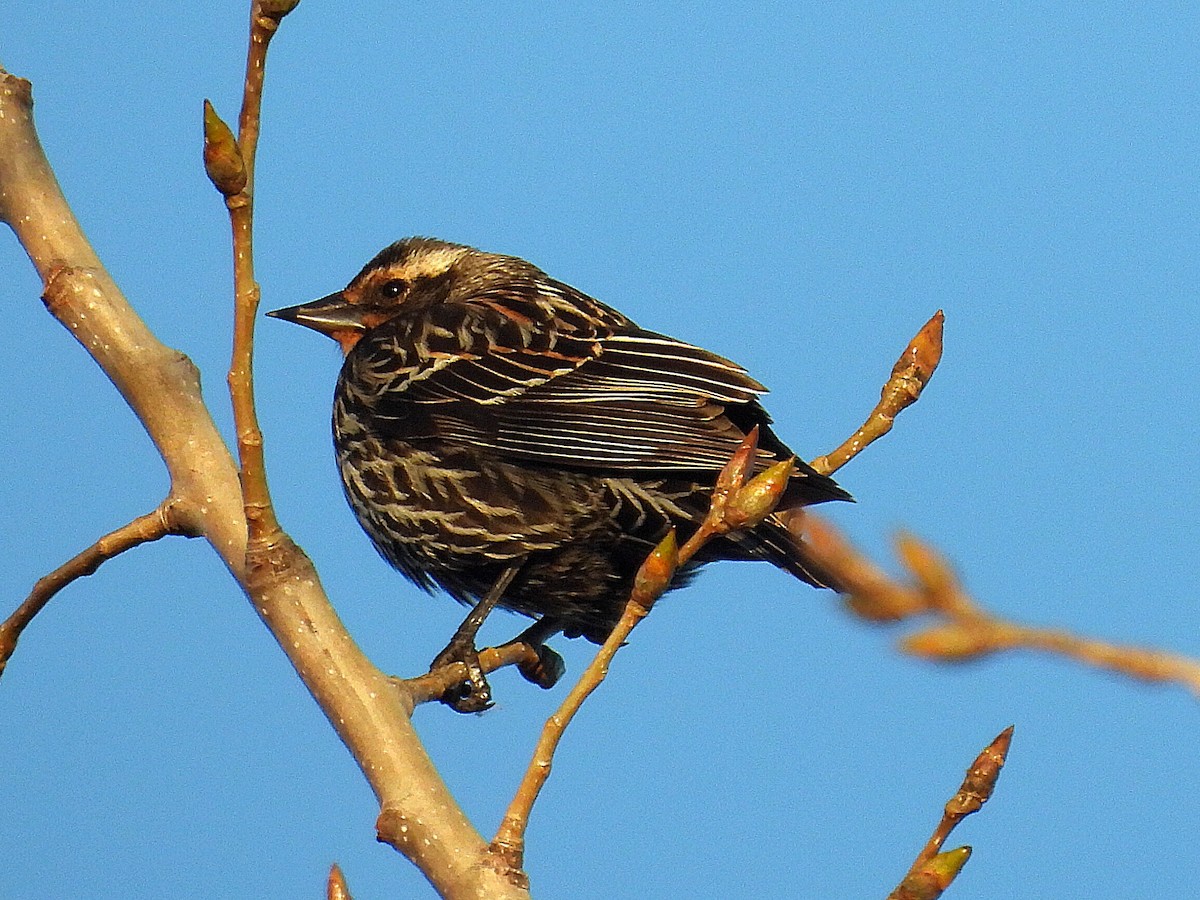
[2, 3, 1198, 898]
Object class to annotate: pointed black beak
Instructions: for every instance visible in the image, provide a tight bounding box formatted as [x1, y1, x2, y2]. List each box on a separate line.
[265, 291, 369, 337]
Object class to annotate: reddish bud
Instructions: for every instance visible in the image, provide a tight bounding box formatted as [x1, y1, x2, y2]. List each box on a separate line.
[947, 726, 1014, 818]
[715, 426, 760, 495]
[892, 309, 945, 388]
[327, 863, 351, 900]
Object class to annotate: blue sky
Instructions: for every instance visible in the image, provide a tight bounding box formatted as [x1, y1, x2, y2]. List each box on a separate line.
[2, 3, 1197, 898]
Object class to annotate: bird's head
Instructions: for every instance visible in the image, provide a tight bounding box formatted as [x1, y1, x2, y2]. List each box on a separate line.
[267, 237, 525, 353]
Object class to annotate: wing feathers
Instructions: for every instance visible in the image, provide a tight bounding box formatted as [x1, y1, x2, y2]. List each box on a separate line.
[359, 286, 794, 473]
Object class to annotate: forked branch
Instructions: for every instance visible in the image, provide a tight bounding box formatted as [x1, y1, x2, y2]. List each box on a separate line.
[489, 431, 797, 871]
[801, 519, 1200, 695]
[888, 726, 1013, 900]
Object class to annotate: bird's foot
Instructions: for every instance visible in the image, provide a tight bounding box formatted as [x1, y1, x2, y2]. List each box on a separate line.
[504, 618, 566, 690]
[513, 641, 566, 690]
[430, 636, 493, 714]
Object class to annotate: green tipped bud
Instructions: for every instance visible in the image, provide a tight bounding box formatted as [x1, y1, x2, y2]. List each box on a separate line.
[631, 528, 678, 611]
[924, 846, 972, 889]
[894, 847, 971, 899]
[724, 458, 794, 531]
[203, 100, 246, 197]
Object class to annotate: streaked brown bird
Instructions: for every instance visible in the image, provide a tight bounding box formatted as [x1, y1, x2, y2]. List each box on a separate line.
[269, 238, 850, 710]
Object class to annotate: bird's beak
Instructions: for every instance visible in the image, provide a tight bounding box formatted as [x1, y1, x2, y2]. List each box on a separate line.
[265, 291, 368, 335]
[267, 291, 378, 353]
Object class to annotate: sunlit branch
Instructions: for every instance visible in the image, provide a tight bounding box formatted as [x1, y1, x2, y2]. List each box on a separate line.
[888, 726, 1013, 900]
[490, 431, 793, 872]
[0, 504, 193, 678]
[810, 310, 944, 477]
[801, 518, 1200, 696]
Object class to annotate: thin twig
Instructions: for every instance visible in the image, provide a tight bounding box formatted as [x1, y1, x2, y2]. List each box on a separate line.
[490, 431, 794, 871]
[201, 7, 533, 898]
[215, 0, 292, 545]
[800, 517, 1200, 696]
[888, 727, 1014, 900]
[489, 534, 677, 872]
[401, 641, 552, 709]
[810, 310, 944, 477]
[0, 504, 188, 677]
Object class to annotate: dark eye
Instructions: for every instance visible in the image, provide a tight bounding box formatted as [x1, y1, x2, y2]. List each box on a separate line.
[380, 279, 407, 299]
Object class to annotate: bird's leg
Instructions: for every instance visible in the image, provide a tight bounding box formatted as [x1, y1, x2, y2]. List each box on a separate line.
[500, 617, 566, 690]
[430, 564, 521, 713]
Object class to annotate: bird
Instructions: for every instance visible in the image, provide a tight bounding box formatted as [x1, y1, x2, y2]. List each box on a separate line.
[268, 237, 850, 710]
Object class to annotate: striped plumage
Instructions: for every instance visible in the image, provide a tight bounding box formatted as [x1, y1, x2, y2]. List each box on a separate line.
[270, 238, 850, 646]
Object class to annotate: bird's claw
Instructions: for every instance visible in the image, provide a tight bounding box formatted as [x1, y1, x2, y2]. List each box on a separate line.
[430, 640, 493, 714]
[516, 642, 565, 690]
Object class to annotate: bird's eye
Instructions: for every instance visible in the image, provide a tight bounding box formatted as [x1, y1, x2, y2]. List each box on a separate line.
[380, 279, 407, 299]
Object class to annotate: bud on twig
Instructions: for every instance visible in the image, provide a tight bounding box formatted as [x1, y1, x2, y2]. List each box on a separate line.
[327, 863, 351, 900]
[707, 426, 760, 527]
[630, 529, 678, 611]
[894, 532, 958, 603]
[723, 458, 794, 531]
[810, 311, 945, 477]
[716, 426, 759, 495]
[202, 100, 246, 197]
[946, 725, 1014, 818]
[888, 309, 945, 400]
[893, 846, 972, 899]
[900, 624, 1006, 661]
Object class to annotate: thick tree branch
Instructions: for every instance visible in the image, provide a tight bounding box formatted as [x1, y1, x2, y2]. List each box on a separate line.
[0, 68, 246, 568]
[3, 21, 528, 900]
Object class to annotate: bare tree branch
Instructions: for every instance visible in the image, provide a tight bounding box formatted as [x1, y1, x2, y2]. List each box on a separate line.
[403, 640, 552, 709]
[2, 13, 531, 898]
[0, 503, 193, 678]
[491, 432, 795, 872]
[0, 68, 246, 567]
[888, 726, 1013, 900]
[810, 310, 944, 477]
[800, 517, 1200, 695]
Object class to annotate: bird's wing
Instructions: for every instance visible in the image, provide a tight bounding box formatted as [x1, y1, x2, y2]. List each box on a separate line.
[363, 287, 783, 472]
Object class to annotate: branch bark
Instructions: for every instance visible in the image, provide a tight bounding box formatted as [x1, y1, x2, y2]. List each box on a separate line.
[1, 26, 528, 899]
